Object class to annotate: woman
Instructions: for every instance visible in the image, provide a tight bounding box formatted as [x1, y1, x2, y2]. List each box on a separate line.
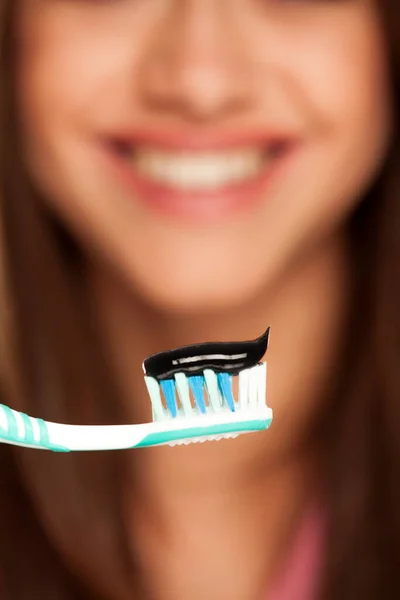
[0, 0, 399, 598]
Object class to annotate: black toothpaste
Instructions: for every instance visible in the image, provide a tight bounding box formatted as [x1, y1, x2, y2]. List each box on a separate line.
[143, 327, 270, 381]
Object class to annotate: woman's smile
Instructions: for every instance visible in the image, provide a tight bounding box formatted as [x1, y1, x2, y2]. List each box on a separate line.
[103, 130, 300, 220]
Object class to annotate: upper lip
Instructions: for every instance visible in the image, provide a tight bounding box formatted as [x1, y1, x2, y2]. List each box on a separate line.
[104, 127, 299, 153]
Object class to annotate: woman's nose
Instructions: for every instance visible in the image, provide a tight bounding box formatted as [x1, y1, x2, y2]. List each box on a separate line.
[137, 0, 257, 121]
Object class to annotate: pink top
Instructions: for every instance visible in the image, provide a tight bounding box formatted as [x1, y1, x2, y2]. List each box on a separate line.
[266, 505, 325, 600]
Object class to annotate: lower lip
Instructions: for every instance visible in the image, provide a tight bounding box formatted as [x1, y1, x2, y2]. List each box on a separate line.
[103, 143, 298, 222]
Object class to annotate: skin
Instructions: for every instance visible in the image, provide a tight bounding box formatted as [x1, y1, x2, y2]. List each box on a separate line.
[15, 1, 391, 599]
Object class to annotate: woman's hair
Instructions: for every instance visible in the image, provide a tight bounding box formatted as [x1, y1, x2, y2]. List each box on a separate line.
[0, 1, 399, 598]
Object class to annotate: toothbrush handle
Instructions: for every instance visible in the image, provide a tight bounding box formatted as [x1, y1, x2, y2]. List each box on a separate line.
[0, 404, 273, 452]
[0, 404, 154, 452]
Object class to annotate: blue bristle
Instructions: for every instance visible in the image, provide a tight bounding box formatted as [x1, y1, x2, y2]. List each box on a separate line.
[160, 379, 178, 418]
[217, 373, 235, 412]
[189, 376, 207, 414]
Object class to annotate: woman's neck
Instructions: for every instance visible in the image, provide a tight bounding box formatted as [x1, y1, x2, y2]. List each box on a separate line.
[87, 232, 350, 600]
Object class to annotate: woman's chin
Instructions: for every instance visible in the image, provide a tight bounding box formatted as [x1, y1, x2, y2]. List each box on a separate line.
[129, 266, 266, 316]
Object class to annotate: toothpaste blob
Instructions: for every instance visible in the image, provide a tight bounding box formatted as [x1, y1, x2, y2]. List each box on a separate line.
[143, 327, 270, 381]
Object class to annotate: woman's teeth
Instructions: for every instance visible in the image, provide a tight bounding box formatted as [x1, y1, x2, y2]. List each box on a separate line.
[132, 149, 267, 191]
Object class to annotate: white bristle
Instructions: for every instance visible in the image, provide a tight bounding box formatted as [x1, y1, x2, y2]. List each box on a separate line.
[203, 369, 223, 412]
[238, 368, 250, 409]
[257, 362, 267, 407]
[174, 372, 193, 415]
[144, 376, 166, 421]
[248, 365, 260, 410]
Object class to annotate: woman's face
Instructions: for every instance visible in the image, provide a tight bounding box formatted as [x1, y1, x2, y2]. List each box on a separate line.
[17, 0, 391, 313]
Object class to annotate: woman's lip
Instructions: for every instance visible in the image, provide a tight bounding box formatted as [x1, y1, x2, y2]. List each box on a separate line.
[100, 134, 300, 222]
[106, 128, 296, 151]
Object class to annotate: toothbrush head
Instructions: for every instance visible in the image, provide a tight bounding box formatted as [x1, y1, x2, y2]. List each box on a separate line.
[142, 328, 272, 446]
[0, 329, 272, 453]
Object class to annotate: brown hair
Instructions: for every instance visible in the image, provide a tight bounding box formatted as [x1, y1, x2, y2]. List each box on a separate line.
[0, 1, 399, 598]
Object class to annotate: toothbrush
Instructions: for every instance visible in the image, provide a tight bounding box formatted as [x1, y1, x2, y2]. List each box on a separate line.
[0, 328, 273, 452]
